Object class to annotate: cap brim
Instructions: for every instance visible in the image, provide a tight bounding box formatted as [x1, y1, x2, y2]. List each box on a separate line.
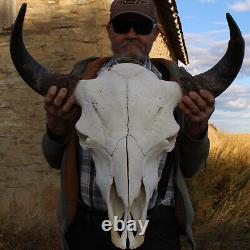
[109, 11, 155, 23]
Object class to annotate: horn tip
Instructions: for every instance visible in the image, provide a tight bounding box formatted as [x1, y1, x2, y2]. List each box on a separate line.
[21, 3, 27, 9]
[15, 3, 27, 22]
[18, 3, 27, 16]
[20, 3, 27, 13]
[226, 12, 234, 24]
[14, 3, 28, 30]
[225, 12, 244, 41]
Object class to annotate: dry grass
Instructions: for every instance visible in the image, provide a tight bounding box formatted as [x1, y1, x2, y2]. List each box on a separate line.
[0, 226, 62, 250]
[187, 124, 250, 249]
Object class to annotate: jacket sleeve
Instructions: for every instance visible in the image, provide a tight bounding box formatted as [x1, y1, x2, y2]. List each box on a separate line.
[41, 130, 68, 169]
[175, 109, 210, 178]
[179, 129, 210, 178]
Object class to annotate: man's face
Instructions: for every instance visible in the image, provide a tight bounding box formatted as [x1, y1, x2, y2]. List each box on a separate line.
[107, 13, 160, 63]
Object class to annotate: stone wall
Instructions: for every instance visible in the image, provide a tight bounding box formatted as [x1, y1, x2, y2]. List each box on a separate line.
[0, 0, 173, 241]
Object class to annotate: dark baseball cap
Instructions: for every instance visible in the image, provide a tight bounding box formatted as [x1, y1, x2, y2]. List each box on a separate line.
[109, 0, 158, 23]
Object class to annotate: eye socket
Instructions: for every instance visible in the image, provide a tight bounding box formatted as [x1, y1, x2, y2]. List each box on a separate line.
[166, 135, 176, 143]
[77, 132, 89, 141]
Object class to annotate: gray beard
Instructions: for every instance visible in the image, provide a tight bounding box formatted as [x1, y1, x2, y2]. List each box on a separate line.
[118, 52, 147, 64]
[113, 40, 149, 64]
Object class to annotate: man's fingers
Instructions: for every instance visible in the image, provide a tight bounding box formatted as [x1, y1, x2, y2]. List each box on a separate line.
[189, 91, 207, 111]
[53, 88, 68, 107]
[182, 95, 200, 115]
[178, 102, 202, 123]
[72, 105, 82, 118]
[199, 89, 215, 107]
[45, 86, 57, 105]
[178, 101, 192, 116]
[64, 105, 81, 118]
[62, 95, 77, 113]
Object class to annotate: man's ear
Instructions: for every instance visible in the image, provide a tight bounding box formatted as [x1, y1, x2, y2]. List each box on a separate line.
[153, 23, 161, 39]
[106, 24, 112, 39]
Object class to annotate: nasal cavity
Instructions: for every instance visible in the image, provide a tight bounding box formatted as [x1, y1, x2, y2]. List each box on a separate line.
[117, 213, 125, 237]
[130, 213, 137, 237]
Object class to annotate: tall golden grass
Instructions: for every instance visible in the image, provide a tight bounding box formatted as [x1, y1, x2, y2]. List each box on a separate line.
[186, 124, 250, 249]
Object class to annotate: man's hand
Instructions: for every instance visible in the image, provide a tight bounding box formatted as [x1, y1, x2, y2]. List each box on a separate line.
[44, 86, 81, 140]
[178, 89, 215, 139]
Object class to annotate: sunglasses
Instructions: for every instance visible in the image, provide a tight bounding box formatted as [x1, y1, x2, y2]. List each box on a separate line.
[111, 19, 156, 35]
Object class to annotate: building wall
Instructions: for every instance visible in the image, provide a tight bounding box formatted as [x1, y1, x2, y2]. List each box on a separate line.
[0, 0, 173, 236]
[0, 0, 16, 32]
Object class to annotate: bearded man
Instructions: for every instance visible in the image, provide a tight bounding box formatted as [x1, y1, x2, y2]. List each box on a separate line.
[42, 0, 214, 249]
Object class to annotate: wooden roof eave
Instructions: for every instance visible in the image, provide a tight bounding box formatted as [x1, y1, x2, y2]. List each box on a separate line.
[153, 0, 189, 65]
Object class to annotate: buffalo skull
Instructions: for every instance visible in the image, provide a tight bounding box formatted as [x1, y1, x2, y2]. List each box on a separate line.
[10, 3, 245, 249]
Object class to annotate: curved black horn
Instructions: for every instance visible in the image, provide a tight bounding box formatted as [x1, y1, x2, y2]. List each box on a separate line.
[179, 13, 245, 97]
[10, 3, 78, 96]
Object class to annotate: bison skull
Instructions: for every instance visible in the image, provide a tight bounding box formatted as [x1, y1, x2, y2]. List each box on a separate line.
[75, 63, 181, 248]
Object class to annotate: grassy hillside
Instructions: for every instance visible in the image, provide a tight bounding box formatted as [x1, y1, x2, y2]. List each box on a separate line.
[186, 124, 250, 249]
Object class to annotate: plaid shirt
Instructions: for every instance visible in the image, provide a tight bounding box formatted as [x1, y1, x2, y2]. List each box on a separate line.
[79, 58, 174, 210]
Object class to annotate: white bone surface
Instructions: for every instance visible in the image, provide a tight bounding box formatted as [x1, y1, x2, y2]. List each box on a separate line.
[75, 63, 182, 249]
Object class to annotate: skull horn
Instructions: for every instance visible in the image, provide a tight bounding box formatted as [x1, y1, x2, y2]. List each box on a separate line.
[10, 3, 78, 97]
[178, 13, 245, 97]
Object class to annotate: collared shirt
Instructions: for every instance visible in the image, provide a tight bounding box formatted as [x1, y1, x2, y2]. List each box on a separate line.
[97, 57, 163, 79]
[79, 58, 174, 210]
